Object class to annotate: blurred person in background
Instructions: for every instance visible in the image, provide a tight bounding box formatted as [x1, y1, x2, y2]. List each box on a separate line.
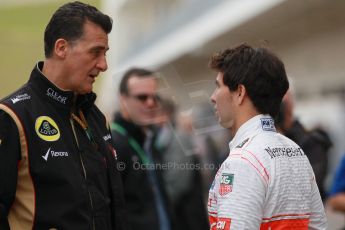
[327, 155, 345, 230]
[275, 89, 332, 201]
[207, 44, 327, 229]
[327, 153, 345, 229]
[111, 68, 175, 230]
[154, 97, 209, 230]
[0, 2, 127, 230]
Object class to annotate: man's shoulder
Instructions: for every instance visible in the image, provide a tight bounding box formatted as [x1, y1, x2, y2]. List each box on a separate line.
[239, 131, 309, 167]
[226, 132, 304, 184]
[228, 136, 271, 170]
[111, 130, 135, 161]
[230, 131, 304, 163]
[110, 121, 129, 139]
[0, 84, 31, 107]
[230, 132, 274, 158]
[223, 137, 271, 184]
[111, 129, 128, 141]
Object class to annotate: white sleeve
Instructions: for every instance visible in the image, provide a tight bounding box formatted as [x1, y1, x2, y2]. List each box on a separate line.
[215, 155, 268, 229]
[308, 174, 328, 230]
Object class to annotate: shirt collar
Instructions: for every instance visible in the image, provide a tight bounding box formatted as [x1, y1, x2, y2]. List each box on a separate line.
[229, 114, 276, 151]
[28, 61, 96, 111]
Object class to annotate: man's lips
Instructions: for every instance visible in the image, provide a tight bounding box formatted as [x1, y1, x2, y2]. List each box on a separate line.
[214, 107, 219, 117]
[88, 74, 98, 82]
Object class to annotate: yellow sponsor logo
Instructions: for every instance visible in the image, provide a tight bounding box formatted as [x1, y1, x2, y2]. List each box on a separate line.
[35, 116, 60, 142]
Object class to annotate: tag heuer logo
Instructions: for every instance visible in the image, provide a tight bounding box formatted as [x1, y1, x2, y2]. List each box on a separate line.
[219, 173, 234, 196]
[35, 116, 60, 142]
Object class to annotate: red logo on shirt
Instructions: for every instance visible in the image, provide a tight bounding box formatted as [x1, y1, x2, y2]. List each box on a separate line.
[217, 217, 231, 230]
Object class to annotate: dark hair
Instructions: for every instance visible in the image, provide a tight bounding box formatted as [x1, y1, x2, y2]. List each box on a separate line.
[44, 1, 112, 58]
[209, 44, 289, 117]
[119, 68, 155, 95]
[274, 101, 286, 129]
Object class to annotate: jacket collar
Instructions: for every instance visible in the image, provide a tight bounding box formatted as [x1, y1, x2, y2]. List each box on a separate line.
[229, 114, 276, 151]
[28, 61, 96, 112]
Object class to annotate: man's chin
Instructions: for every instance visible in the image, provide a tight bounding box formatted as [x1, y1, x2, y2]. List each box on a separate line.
[132, 118, 155, 127]
[219, 119, 234, 129]
[76, 88, 93, 95]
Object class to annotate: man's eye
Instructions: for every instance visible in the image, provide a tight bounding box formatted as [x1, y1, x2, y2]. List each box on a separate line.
[91, 49, 104, 57]
[93, 50, 101, 56]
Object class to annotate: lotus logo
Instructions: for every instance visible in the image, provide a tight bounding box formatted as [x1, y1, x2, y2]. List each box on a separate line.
[35, 116, 60, 142]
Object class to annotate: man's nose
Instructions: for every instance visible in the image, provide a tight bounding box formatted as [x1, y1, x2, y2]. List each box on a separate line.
[97, 55, 108, 72]
[210, 90, 216, 104]
[145, 97, 157, 108]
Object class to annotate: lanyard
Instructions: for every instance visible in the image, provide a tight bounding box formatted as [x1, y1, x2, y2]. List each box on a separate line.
[111, 122, 150, 165]
[71, 110, 98, 149]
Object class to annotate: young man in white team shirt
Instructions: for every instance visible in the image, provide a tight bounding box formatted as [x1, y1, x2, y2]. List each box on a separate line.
[207, 44, 327, 230]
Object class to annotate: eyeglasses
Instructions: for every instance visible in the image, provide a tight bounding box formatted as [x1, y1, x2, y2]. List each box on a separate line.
[129, 94, 160, 103]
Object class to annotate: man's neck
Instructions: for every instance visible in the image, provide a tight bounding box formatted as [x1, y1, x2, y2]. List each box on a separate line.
[119, 110, 152, 134]
[120, 110, 132, 123]
[230, 109, 260, 138]
[42, 59, 68, 91]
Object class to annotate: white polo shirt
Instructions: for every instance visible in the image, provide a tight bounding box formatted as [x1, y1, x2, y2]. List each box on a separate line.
[208, 114, 327, 230]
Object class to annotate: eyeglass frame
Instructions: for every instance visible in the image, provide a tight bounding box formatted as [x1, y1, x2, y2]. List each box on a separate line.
[127, 93, 161, 103]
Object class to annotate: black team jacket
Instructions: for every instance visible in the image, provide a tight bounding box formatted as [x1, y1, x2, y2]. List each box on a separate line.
[0, 62, 127, 230]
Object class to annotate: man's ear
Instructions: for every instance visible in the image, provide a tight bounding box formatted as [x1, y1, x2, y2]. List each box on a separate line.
[237, 84, 246, 105]
[119, 94, 129, 109]
[54, 38, 68, 58]
[119, 94, 131, 119]
[120, 94, 128, 102]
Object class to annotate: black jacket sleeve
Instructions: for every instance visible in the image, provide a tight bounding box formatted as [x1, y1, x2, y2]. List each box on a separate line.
[0, 111, 21, 230]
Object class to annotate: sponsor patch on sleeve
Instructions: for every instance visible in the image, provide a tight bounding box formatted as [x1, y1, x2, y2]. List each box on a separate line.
[219, 173, 234, 196]
[10, 93, 31, 104]
[216, 217, 231, 230]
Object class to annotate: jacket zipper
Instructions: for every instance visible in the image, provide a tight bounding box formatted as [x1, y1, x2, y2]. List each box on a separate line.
[70, 119, 96, 230]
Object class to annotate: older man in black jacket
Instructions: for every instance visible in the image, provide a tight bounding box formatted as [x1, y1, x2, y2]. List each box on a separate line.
[0, 2, 126, 229]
